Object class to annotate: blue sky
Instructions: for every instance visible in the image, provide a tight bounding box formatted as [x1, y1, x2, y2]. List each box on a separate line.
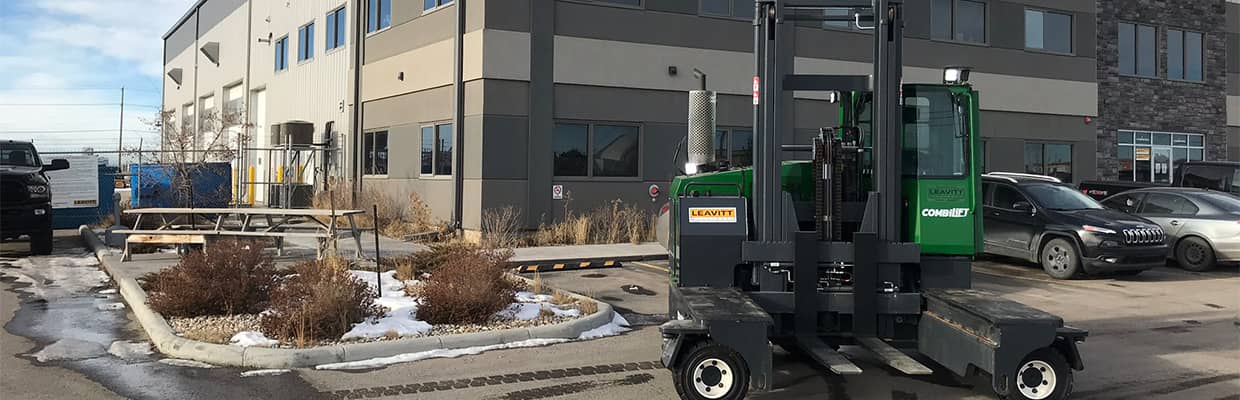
[0, 0, 193, 161]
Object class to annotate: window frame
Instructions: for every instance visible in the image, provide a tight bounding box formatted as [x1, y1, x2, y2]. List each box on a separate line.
[1116, 129, 1207, 183]
[366, 0, 392, 34]
[552, 121, 642, 180]
[424, 0, 454, 13]
[712, 127, 754, 168]
[274, 35, 289, 72]
[1023, 142, 1074, 183]
[1118, 21, 1157, 78]
[420, 122, 455, 178]
[362, 130, 389, 176]
[297, 22, 315, 63]
[1166, 28, 1205, 82]
[325, 6, 347, 52]
[931, 0, 989, 45]
[1023, 8, 1073, 55]
[562, 0, 644, 10]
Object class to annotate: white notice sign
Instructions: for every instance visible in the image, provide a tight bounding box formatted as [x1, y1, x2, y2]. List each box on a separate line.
[45, 155, 99, 209]
[552, 184, 564, 200]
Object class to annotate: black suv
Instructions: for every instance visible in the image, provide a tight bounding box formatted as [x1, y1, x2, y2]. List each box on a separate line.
[982, 173, 1168, 279]
[1, 140, 69, 254]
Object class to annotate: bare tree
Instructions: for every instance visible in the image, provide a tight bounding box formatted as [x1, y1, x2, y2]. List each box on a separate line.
[128, 106, 251, 209]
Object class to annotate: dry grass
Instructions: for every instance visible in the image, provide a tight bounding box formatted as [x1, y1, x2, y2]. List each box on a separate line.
[551, 291, 574, 306]
[480, 207, 524, 249]
[538, 307, 556, 319]
[530, 272, 545, 295]
[577, 297, 599, 315]
[380, 241, 509, 281]
[532, 200, 654, 246]
[313, 180, 450, 239]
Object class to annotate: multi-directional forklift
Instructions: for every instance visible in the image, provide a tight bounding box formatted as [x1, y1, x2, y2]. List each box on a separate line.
[659, 1, 1087, 399]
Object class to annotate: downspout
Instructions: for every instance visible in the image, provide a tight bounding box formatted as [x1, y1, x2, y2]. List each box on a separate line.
[350, 0, 366, 204]
[239, 0, 253, 205]
[452, 0, 466, 232]
[193, 10, 201, 156]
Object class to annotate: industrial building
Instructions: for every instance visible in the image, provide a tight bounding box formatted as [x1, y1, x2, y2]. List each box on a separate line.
[162, 0, 1240, 235]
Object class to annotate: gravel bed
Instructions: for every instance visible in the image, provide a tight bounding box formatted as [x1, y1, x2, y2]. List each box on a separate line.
[168, 314, 262, 344]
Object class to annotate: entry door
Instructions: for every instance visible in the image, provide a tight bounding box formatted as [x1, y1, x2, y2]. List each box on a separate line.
[1152, 148, 1172, 184]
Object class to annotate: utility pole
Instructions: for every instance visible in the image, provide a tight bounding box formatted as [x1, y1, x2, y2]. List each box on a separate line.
[117, 87, 125, 168]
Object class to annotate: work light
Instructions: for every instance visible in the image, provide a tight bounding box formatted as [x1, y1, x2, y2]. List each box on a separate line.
[942, 66, 972, 85]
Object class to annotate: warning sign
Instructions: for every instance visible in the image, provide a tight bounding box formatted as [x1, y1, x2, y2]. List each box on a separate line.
[552, 184, 564, 200]
[688, 207, 737, 223]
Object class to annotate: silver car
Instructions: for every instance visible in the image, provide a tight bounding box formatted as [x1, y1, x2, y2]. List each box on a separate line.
[1101, 187, 1240, 271]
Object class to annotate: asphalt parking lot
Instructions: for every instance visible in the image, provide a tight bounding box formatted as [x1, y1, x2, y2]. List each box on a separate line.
[299, 258, 1240, 400]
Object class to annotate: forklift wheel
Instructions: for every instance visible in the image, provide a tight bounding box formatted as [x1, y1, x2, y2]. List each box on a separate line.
[1003, 348, 1073, 400]
[673, 341, 749, 400]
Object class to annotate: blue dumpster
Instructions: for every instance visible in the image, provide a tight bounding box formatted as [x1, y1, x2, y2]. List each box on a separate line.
[129, 163, 232, 208]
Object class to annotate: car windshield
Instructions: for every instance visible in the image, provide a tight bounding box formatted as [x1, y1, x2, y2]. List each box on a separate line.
[1196, 192, 1240, 213]
[1024, 183, 1103, 210]
[0, 144, 39, 167]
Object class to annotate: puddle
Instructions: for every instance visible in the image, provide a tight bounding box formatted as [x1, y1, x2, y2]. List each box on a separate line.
[581, 273, 608, 278]
[620, 284, 656, 296]
[1, 247, 322, 400]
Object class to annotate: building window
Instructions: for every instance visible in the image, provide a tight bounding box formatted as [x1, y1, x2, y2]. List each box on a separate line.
[297, 22, 314, 62]
[1024, 142, 1073, 182]
[712, 128, 754, 167]
[1167, 29, 1203, 81]
[594, 0, 641, 6]
[326, 6, 346, 51]
[1118, 130, 1205, 183]
[424, 0, 452, 11]
[367, 0, 391, 33]
[1119, 22, 1156, 77]
[553, 122, 640, 178]
[1024, 9, 1072, 53]
[363, 131, 388, 175]
[700, 0, 753, 19]
[421, 123, 453, 176]
[274, 35, 289, 71]
[931, 0, 986, 43]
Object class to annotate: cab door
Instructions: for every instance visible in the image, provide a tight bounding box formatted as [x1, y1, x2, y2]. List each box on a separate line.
[986, 183, 1040, 259]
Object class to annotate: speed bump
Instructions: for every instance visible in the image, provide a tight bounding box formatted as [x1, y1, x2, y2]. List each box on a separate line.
[515, 260, 620, 273]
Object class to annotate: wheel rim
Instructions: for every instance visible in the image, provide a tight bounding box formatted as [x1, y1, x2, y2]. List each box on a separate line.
[1045, 246, 1070, 272]
[691, 358, 734, 399]
[1183, 242, 1206, 265]
[1017, 360, 1057, 400]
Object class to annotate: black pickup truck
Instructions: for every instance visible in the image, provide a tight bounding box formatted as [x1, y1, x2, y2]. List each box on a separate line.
[0, 140, 70, 254]
[1079, 161, 1240, 201]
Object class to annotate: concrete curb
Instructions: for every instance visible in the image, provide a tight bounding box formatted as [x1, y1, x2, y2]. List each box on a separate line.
[79, 226, 616, 369]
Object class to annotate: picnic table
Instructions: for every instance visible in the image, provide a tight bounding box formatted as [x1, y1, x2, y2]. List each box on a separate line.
[115, 207, 367, 261]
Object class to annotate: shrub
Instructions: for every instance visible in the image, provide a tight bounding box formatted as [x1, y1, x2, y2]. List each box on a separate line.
[417, 250, 519, 325]
[260, 258, 383, 345]
[313, 180, 450, 239]
[380, 241, 512, 281]
[144, 240, 277, 317]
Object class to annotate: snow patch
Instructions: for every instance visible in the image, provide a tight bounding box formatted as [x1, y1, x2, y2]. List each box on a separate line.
[1, 252, 108, 299]
[98, 288, 118, 294]
[96, 302, 126, 311]
[342, 270, 431, 340]
[315, 338, 571, 370]
[240, 369, 291, 377]
[158, 358, 218, 368]
[107, 340, 154, 361]
[31, 339, 107, 362]
[316, 312, 631, 370]
[230, 331, 278, 347]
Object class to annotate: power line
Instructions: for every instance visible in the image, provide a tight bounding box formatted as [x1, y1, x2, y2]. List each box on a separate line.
[0, 103, 162, 109]
[0, 129, 158, 134]
[0, 87, 161, 93]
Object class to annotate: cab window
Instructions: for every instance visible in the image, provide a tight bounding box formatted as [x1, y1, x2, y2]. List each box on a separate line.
[982, 182, 994, 206]
[1138, 193, 1198, 216]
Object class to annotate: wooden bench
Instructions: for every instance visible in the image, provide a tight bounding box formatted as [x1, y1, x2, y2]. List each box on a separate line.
[114, 229, 344, 261]
[117, 207, 367, 262]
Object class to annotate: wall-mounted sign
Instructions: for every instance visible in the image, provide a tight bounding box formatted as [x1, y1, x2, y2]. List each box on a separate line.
[1134, 147, 1150, 161]
[552, 184, 564, 200]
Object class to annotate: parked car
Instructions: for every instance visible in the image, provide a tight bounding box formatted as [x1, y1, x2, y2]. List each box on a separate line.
[981, 172, 1168, 279]
[1100, 187, 1240, 272]
[0, 140, 70, 254]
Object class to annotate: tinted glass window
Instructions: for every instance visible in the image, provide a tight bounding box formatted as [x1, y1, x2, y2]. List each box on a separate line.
[731, 129, 753, 167]
[1140, 193, 1198, 215]
[1118, 23, 1135, 74]
[1025, 9, 1071, 53]
[364, 131, 387, 175]
[931, 0, 952, 40]
[902, 88, 967, 177]
[1168, 30, 1184, 79]
[421, 127, 434, 175]
[1025, 184, 1103, 210]
[1024, 143, 1043, 174]
[1102, 193, 1143, 213]
[593, 125, 639, 177]
[1137, 25, 1155, 76]
[0, 144, 38, 167]
[1181, 165, 1233, 191]
[955, 0, 986, 43]
[1198, 192, 1240, 213]
[436, 124, 453, 176]
[1044, 144, 1072, 183]
[553, 123, 588, 176]
[701, 0, 730, 15]
[713, 130, 729, 162]
[1185, 31, 1203, 81]
[993, 185, 1026, 210]
[982, 182, 994, 206]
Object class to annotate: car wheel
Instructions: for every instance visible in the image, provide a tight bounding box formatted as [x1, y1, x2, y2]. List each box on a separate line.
[1040, 238, 1081, 279]
[673, 341, 749, 400]
[1175, 237, 1216, 272]
[30, 232, 53, 255]
[1001, 348, 1074, 400]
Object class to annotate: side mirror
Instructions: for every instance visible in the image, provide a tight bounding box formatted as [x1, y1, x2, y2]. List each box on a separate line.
[1012, 201, 1033, 212]
[42, 159, 70, 172]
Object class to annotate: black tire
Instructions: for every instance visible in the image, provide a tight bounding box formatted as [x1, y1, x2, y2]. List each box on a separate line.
[672, 341, 749, 400]
[30, 231, 53, 255]
[1176, 237, 1216, 272]
[1002, 348, 1073, 400]
[1040, 238, 1081, 279]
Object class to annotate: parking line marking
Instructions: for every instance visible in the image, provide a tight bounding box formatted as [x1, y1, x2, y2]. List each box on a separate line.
[630, 261, 669, 273]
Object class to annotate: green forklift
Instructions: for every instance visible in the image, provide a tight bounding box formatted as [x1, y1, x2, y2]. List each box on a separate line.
[659, 1, 1087, 400]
